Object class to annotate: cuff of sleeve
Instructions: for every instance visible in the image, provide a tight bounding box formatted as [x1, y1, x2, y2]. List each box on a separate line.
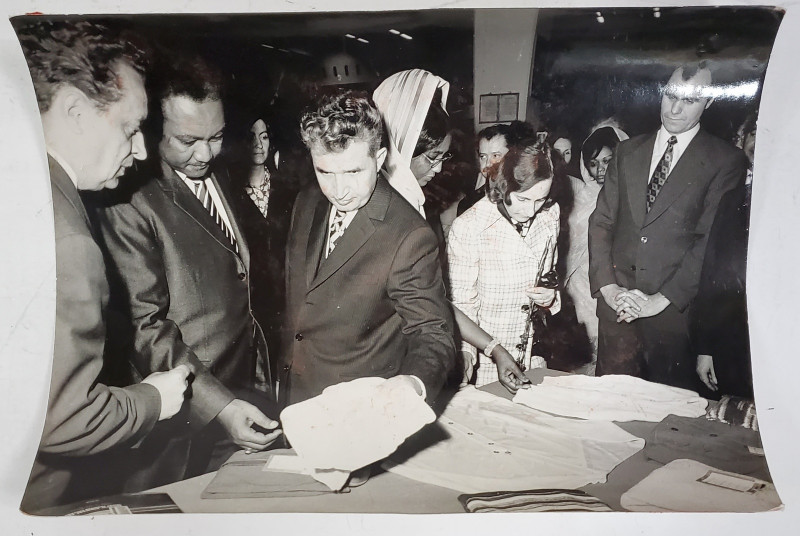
[188, 371, 236, 430]
[409, 375, 427, 401]
[124, 382, 162, 446]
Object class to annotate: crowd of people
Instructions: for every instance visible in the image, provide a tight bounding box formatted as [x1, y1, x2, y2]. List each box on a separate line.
[16, 19, 757, 513]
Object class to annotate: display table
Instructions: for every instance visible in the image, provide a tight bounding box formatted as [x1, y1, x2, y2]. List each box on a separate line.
[147, 370, 769, 513]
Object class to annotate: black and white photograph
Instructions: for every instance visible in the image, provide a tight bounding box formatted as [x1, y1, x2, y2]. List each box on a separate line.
[1, 0, 799, 534]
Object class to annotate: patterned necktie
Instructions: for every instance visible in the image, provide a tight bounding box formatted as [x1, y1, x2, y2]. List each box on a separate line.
[192, 179, 239, 253]
[646, 135, 678, 212]
[326, 209, 347, 258]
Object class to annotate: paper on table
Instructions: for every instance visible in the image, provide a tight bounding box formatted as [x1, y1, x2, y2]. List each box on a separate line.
[280, 377, 436, 490]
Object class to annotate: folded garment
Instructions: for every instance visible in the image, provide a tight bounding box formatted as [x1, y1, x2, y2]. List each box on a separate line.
[458, 489, 612, 513]
[620, 458, 782, 512]
[384, 387, 643, 493]
[706, 395, 759, 431]
[281, 377, 436, 490]
[513, 374, 707, 422]
[643, 414, 771, 481]
[201, 449, 337, 499]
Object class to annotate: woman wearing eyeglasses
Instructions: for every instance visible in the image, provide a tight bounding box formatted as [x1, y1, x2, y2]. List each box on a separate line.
[448, 139, 562, 387]
[374, 70, 530, 393]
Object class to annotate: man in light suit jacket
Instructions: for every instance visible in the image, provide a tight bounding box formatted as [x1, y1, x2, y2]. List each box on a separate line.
[16, 20, 189, 512]
[96, 55, 281, 491]
[588, 61, 746, 390]
[279, 91, 456, 407]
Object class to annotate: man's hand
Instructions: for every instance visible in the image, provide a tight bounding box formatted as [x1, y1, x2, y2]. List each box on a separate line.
[696, 354, 719, 392]
[599, 284, 632, 313]
[142, 364, 191, 421]
[493, 346, 531, 394]
[217, 399, 282, 452]
[615, 290, 670, 322]
[526, 286, 556, 308]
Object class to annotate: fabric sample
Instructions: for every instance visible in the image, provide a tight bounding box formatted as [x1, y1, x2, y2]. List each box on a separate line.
[643, 414, 770, 481]
[513, 374, 707, 422]
[281, 377, 436, 490]
[384, 387, 643, 493]
[458, 489, 612, 513]
[706, 395, 759, 430]
[620, 458, 782, 512]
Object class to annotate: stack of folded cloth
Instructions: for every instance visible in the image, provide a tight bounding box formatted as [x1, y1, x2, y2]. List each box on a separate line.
[458, 489, 612, 513]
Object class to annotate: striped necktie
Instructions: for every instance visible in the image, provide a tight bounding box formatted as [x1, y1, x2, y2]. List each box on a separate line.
[646, 135, 678, 212]
[326, 209, 347, 258]
[192, 179, 239, 253]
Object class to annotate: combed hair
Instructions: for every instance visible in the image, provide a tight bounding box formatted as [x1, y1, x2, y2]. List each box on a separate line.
[413, 87, 450, 157]
[15, 19, 148, 113]
[153, 53, 224, 105]
[488, 138, 555, 206]
[300, 90, 384, 156]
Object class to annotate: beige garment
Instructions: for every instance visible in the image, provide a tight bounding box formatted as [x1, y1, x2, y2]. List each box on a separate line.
[513, 373, 708, 422]
[620, 458, 782, 512]
[384, 387, 643, 493]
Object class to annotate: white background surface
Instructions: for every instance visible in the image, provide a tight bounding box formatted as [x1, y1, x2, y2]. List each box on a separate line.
[1, 1, 797, 534]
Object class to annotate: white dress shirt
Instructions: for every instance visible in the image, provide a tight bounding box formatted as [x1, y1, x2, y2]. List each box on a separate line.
[648, 123, 701, 181]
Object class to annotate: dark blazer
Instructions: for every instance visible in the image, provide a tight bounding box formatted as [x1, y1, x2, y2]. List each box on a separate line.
[96, 161, 269, 488]
[21, 158, 160, 513]
[589, 129, 746, 316]
[692, 183, 753, 399]
[279, 176, 456, 406]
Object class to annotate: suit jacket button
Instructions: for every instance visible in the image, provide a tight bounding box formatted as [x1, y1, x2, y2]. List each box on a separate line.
[295, 333, 304, 341]
[640, 236, 648, 243]
[238, 272, 247, 281]
[631, 265, 637, 271]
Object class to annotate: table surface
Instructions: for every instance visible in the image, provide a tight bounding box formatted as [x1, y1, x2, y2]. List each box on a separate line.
[146, 371, 728, 513]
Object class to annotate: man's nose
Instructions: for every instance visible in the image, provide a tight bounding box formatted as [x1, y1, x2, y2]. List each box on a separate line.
[670, 100, 683, 114]
[432, 160, 444, 173]
[194, 141, 213, 163]
[333, 175, 350, 198]
[131, 131, 147, 161]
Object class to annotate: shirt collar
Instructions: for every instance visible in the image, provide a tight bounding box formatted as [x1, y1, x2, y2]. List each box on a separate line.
[46, 147, 80, 189]
[656, 122, 700, 150]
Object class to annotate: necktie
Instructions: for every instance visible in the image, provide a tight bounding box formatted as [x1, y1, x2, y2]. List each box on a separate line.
[646, 135, 678, 212]
[193, 179, 238, 253]
[326, 209, 347, 258]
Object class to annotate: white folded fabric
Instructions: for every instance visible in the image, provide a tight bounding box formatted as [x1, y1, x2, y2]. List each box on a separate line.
[384, 387, 644, 493]
[280, 377, 436, 490]
[620, 458, 782, 512]
[513, 374, 708, 422]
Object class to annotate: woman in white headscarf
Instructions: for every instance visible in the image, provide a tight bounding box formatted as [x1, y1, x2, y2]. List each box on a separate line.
[563, 121, 628, 368]
[373, 70, 529, 393]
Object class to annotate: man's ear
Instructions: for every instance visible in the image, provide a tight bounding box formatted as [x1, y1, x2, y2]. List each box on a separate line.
[57, 87, 92, 134]
[375, 146, 388, 172]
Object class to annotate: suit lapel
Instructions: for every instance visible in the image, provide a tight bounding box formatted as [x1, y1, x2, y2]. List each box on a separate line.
[209, 170, 249, 267]
[644, 131, 705, 226]
[159, 163, 241, 259]
[307, 177, 391, 293]
[304, 193, 329, 289]
[626, 134, 655, 229]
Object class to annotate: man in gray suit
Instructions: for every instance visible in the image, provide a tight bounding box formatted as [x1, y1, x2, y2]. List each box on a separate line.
[588, 60, 746, 390]
[16, 20, 189, 512]
[97, 55, 280, 491]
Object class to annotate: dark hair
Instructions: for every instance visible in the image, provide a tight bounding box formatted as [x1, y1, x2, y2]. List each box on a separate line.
[581, 127, 622, 170]
[16, 20, 148, 113]
[476, 120, 537, 153]
[300, 90, 384, 156]
[413, 87, 450, 157]
[488, 138, 555, 206]
[153, 53, 224, 106]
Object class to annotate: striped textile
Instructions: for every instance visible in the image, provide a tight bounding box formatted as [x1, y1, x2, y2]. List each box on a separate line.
[373, 69, 449, 216]
[193, 179, 238, 253]
[459, 489, 612, 513]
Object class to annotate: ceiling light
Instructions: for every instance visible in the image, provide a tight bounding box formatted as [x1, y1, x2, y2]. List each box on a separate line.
[260, 44, 274, 49]
[357, 37, 369, 44]
[389, 29, 401, 35]
[345, 34, 356, 39]
[400, 33, 413, 40]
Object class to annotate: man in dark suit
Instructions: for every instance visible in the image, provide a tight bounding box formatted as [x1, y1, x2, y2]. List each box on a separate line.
[16, 20, 189, 512]
[279, 91, 456, 406]
[588, 61, 746, 390]
[96, 55, 281, 491]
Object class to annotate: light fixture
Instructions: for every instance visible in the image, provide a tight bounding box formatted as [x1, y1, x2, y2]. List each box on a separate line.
[596, 12, 605, 24]
[345, 33, 356, 39]
[400, 33, 413, 40]
[654, 8, 661, 18]
[357, 37, 369, 44]
[260, 44, 274, 49]
[388, 29, 401, 35]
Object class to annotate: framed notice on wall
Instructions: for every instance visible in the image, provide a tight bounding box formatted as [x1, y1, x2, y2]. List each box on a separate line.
[479, 92, 519, 123]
